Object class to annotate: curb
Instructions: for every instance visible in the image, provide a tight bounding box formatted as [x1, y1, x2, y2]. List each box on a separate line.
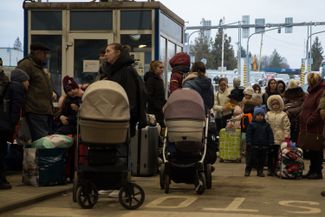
[0, 187, 72, 214]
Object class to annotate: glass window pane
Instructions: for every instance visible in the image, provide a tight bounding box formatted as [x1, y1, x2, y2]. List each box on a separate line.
[159, 12, 182, 43]
[31, 35, 62, 95]
[120, 34, 152, 76]
[120, 10, 152, 30]
[31, 11, 62, 30]
[74, 39, 107, 84]
[159, 36, 167, 85]
[70, 11, 112, 30]
[176, 45, 182, 53]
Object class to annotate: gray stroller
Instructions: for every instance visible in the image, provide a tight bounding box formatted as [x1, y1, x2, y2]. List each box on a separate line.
[160, 88, 211, 194]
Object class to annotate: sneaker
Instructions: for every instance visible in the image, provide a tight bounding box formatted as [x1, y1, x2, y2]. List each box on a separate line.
[244, 170, 250, 177]
[267, 171, 274, 176]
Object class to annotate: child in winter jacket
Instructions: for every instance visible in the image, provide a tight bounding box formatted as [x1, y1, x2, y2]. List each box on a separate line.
[245, 106, 274, 177]
[55, 76, 81, 135]
[225, 93, 243, 129]
[266, 95, 291, 176]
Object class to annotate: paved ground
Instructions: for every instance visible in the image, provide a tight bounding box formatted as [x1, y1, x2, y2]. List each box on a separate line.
[1, 162, 325, 217]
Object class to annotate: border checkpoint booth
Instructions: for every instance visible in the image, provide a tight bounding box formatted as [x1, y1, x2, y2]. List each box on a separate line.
[23, 0, 185, 95]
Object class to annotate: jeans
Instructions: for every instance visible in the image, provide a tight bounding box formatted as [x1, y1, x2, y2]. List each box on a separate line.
[26, 113, 52, 142]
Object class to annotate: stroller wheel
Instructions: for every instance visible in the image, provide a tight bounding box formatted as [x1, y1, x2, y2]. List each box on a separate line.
[195, 172, 206, 195]
[164, 174, 170, 194]
[119, 183, 145, 210]
[159, 164, 165, 189]
[76, 182, 98, 209]
[72, 173, 78, 203]
[205, 164, 212, 189]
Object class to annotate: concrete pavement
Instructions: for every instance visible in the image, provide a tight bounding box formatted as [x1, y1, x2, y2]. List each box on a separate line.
[0, 173, 72, 214]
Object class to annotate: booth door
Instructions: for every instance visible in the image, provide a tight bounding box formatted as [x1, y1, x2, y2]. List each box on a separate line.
[67, 33, 113, 84]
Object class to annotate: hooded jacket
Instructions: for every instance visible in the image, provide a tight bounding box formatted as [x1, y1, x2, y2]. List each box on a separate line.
[265, 95, 291, 145]
[246, 119, 274, 148]
[144, 70, 166, 114]
[17, 54, 53, 115]
[0, 77, 26, 132]
[182, 72, 214, 111]
[283, 87, 305, 142]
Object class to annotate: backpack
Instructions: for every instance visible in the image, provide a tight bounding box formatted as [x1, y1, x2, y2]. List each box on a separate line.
[241, 113, 253, 132]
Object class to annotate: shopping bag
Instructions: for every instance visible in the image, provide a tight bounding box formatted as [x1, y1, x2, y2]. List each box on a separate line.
[22, 148, 66, 186]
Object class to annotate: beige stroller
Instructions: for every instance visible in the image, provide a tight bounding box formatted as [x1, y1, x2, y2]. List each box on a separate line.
[160, 88, 211, 194]
[72, 80, 145, 209]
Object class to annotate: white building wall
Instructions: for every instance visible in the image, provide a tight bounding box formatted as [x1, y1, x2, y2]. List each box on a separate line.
[0, 48, 24, 66]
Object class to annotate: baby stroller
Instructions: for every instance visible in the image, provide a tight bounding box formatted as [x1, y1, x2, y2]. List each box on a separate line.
[72, 80, 145, 209]
[160, 88, 211, 194]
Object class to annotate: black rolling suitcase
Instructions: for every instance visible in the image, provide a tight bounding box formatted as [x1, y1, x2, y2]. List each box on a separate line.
[131, 126, 159, 176]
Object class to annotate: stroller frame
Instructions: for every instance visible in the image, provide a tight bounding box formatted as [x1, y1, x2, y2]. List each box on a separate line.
[72, 116, 145, 209]
[160, 116, 212, 194]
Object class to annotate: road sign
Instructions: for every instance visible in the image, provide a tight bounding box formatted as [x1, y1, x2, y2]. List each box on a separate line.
[255, 18, 265, 33]
[242, 15, 250, 38]
[285, 17, 293, 33]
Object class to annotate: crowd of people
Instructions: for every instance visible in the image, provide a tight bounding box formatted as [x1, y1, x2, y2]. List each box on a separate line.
[0, 45, 324, 197]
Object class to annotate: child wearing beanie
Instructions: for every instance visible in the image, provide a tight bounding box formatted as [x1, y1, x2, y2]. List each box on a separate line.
[55, 76, 81, 135]
[245, 106, 274, 177]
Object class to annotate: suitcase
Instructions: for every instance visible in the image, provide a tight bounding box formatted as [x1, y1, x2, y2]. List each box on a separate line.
[277, 146, 304, 179]
[130, 126, 159, 176]
[219, 128, 242, 162]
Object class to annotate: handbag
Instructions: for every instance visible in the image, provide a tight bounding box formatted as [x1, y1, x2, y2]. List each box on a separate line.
[299, 131, 324, 151]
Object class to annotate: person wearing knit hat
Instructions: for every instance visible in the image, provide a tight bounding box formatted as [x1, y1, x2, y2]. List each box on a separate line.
[62, 75, 79, 94]
[55, 76, 81, 135]
[245, 105, 274, 177]
[0, 68, 30, 190]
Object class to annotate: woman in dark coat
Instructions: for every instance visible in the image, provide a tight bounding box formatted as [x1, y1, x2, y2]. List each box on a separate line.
[298, 73, 325, 179]
[144, 60, 166, 128]
[0, 68, 29, 189]
[283, 80, 305, 143]
[262, 79, 278, 105]
[99, 43, 147, 137]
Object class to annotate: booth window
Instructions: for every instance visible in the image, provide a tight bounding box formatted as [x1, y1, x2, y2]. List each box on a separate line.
[70, 11, 113, 30]
[120, 10, 152, 30]
[159, 12, 183, 43]
[31, 11, 62, 30]
[31, 35, 62, 95]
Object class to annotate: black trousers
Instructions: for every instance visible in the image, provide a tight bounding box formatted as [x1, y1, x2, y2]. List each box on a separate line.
[0, 130, 10, 181]
[246, 146, 268, 173]
[308, 150, 324, 174]
[268, 144, 280, 173]
[215, 114, 232, 135]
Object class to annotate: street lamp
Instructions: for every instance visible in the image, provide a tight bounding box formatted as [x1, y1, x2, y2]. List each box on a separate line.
[185, 30, 202, 53]
[305, 30, 325, 73]
[246, 26, 281, 85]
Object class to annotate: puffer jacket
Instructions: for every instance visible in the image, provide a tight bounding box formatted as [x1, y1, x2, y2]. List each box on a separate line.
[284, 87, 305, 143]
[0, 81, 25, 132]
[182, 72, 214, 111]
[17, 55, 53, 115]
[144, 71, 166, 114]
[246, 119, 274, 148]
[266, 95, 291, 145]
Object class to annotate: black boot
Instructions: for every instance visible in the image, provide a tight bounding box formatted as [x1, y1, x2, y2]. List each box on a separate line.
[0, 177, 11, 190]
[257, 171, 265, 177]
[321, 191, 325, 197]
[244, 168, 251, 177]
[307, 172, 323, 179]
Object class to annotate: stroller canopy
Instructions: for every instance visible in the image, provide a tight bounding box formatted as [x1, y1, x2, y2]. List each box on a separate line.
[80, 80, 130, 121]
[164, 88, 206, 120]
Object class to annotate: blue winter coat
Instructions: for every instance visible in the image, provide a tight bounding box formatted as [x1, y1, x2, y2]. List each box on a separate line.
[0, 81, 25, 132]
[246, 119, 274, 148]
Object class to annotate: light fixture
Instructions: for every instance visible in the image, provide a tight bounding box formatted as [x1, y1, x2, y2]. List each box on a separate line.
[130, 34, 141, 41]
[138, 44, 147, 48]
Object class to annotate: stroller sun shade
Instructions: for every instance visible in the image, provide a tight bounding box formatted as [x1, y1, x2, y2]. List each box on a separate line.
[164, 88, 206, 120]
[80, 80, 130, 121]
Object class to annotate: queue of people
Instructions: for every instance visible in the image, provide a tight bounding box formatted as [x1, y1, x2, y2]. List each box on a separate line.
[0, 46, 325, 198]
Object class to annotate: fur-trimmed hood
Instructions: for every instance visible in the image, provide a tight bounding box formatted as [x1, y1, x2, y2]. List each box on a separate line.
[267, 94, 284, 111]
